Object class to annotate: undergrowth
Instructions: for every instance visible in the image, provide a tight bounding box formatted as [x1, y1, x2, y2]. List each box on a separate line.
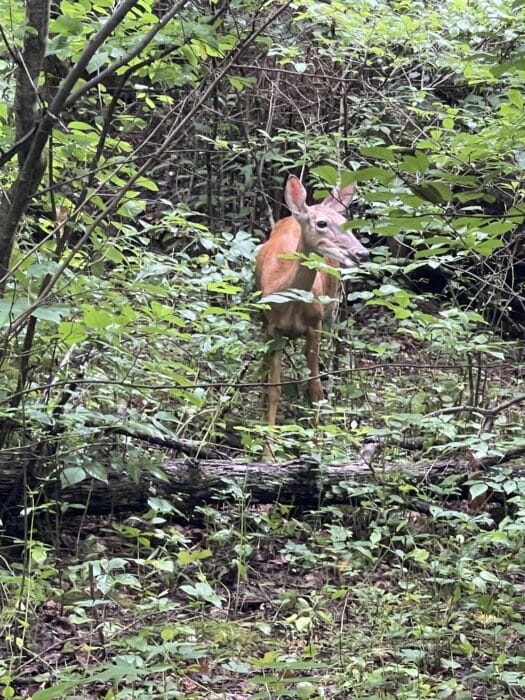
[1, 468, 525, 699]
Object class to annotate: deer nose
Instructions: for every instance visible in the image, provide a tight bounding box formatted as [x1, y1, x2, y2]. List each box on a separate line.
[355, 249, 370, 263]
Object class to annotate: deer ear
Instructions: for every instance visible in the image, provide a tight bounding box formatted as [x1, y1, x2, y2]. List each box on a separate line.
[284, 176, 307, 217]
[323, 183, 355, 212]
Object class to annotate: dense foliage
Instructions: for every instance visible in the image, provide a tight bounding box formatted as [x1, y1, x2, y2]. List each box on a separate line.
[0, 0, 524, 696]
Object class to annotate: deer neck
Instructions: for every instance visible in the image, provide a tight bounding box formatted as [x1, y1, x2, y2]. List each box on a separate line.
[276, 234, 317, 293]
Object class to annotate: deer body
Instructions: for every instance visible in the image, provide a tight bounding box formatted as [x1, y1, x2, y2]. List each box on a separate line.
[256, 175, 368, 428]
[256, 217, 339, 336]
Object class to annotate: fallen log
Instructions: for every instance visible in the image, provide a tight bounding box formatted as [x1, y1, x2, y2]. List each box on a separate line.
[1, 444, 523, 517]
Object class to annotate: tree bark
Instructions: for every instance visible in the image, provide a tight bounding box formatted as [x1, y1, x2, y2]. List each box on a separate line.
[0, 0, 139, 295]
[0, 0, 49, 288]
[14, 0, 49, 162]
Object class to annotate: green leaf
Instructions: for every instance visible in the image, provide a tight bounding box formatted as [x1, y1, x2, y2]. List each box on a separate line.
[32, 681, 83, 700]
[399, 648, 426, 661]
[411, 183, 446, 203]
[177, 549, 213, 564]
[360, 145, 396, 162]
[295, 616, 312, 632]
[180, 581, 223, 607]
[68, 121, 95, 131]
[83, 307, 116, 328]
[30, 544, 48, 565]
[410, 548, 429, 562]
[469, 483, 488, 500]
[402, 152, 429, 173]
[508, 89, 524, 109]
[0, 298, 30, 327]
[473, 239, 504, 256]
[370, 529, 381, 544]
[50, 14, 83, 35]
[32, 304, 71, 323]
[61, 467, 88, 488]
[135, 176, 159, 192]
[58, 321, 87, 345]
[86, 51, 109, 73]
[84, 463, 108, 483]
[117, 199, 146, 217]
[145, 463, 169, 481]
[148, 497, 175, 513]
[206, 280, 242, 294]
[310, 165, 338, 186]
[262, 289, 315, 304]
[348, 167, 394, 185]
[179, 44, 198, 67]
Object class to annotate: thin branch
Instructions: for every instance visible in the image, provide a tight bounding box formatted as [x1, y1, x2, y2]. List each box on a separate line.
[0, 24, 20, 64]
[0, 0, 139, 294]
[0, 362, 515, 406]
[87, 423, 225, 460]
[64, 0, 189, 109]
[48, 0, 139, 117]
[0, 123, 38, 169]
[0, 0, 294, 328]
[427, 394, 525, 418]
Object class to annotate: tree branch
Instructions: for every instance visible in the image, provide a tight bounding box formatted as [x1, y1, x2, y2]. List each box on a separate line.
[14, 0, 49, 162]
[0, 0, 139, 295]
[0, 0, 294, 329]
[64, 0, 189, 109]
[427, 394, 525, 418]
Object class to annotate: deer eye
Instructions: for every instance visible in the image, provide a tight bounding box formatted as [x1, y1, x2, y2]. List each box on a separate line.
[317, 220, 328, 230]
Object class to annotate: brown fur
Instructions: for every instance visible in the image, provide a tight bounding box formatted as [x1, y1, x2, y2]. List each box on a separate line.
[256, 217, 340, 337]
[255, 176, 368, 436]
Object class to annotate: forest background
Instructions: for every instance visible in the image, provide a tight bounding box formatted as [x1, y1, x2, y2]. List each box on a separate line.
[1, 0, 525, 697]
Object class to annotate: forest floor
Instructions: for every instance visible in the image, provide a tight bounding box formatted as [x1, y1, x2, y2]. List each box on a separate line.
[2, 314, 525, 699]
[3, 473, 525, 700]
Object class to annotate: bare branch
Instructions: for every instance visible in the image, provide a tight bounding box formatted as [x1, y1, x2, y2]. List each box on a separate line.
[427, 394, 525, 418]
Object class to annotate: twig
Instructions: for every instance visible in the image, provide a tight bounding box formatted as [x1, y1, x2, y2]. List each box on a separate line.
[427, 393, 525, 418]
[63, 0, 189, 109]
[85, 422, 226, 460]
[0, 361, 516, 406]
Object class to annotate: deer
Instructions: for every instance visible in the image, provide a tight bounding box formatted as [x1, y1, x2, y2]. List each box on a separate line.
[255, 174, 369, 431]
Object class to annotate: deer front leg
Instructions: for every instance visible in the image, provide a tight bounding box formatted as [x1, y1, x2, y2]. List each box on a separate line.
[267, 347, 283, 426]
[263, 346, 283, 460]
[305, 325, 323, 405]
